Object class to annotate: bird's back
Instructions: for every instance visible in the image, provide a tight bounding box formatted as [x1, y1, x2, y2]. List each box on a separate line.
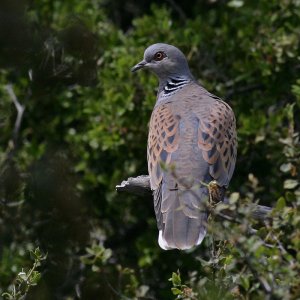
[148, 82, 236, 250]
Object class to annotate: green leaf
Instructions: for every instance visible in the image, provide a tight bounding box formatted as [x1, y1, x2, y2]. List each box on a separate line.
[240, 275, 250, 291]
[17, 271, 27, 281]
[169, 272, 181, 286]
[227, 0, 244, 8]
[284, 179, 299, 189]
[29, 271, 41, 285]
[280, 163, 292, 173]
[276, 197, 286, 210]
[91, 265, 100, 272]
[285, 191, 296, 202]
[171, 287, 181, 295]
[229, 192, 240, 204]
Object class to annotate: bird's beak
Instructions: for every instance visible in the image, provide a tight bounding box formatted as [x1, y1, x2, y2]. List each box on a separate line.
[131, 60, 147, 72]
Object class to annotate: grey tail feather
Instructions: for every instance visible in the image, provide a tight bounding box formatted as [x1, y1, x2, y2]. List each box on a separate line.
[158, 185, 208, 250]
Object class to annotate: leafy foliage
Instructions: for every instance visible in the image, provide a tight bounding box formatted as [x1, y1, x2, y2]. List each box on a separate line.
[0, 0, 299, 299]
[2, 248, 46, 300]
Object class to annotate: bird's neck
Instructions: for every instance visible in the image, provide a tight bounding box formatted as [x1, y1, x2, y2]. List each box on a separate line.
[158, 75, 194, 98]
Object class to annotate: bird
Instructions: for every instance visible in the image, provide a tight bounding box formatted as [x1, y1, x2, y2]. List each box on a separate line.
[131, 43, 237, 250]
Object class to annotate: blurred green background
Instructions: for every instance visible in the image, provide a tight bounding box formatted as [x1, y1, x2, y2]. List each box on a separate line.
[0, 0, 299, 299]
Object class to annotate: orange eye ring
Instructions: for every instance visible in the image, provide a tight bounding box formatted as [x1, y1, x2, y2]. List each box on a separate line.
[154, 51, 165, 61]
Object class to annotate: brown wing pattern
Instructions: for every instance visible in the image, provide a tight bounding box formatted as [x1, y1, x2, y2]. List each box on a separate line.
[147, 104, 180, 190]
[198, 100, 237, 186]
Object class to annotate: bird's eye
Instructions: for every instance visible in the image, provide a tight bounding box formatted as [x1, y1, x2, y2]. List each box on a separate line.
[154, 51, 165, 61]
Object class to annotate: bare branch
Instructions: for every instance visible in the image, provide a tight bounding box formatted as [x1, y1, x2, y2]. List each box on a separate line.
[5, 84, 26, 152]
[116, 175, 152, 196]
[116, 175, 272, 222]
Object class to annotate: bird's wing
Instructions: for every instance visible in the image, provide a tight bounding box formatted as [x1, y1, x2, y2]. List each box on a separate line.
[147, 103, 180, 190]
[147, 103, 180, 230]
[197, 99, 237, 187]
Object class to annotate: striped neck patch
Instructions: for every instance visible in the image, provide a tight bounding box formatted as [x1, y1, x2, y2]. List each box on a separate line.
[162, 77, 191, 97]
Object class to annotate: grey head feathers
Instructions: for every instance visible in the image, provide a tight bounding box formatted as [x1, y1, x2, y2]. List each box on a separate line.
[131, 43, 194, 96]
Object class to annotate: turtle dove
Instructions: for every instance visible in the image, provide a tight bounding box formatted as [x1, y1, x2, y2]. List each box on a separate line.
[132, 43, 237, 250]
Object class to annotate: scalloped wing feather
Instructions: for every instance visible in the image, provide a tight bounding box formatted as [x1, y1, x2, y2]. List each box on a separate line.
[147, 104, 180, 190]
[198, 100, 237, 187]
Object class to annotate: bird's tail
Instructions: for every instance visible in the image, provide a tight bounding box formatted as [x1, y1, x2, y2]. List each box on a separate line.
[157, 184, 208, 250]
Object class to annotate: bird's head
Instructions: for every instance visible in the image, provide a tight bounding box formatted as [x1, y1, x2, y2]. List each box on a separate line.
[131, 43, 193, 81]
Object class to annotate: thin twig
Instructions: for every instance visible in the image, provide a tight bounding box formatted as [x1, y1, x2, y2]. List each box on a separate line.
[5, 84, 26, 154]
